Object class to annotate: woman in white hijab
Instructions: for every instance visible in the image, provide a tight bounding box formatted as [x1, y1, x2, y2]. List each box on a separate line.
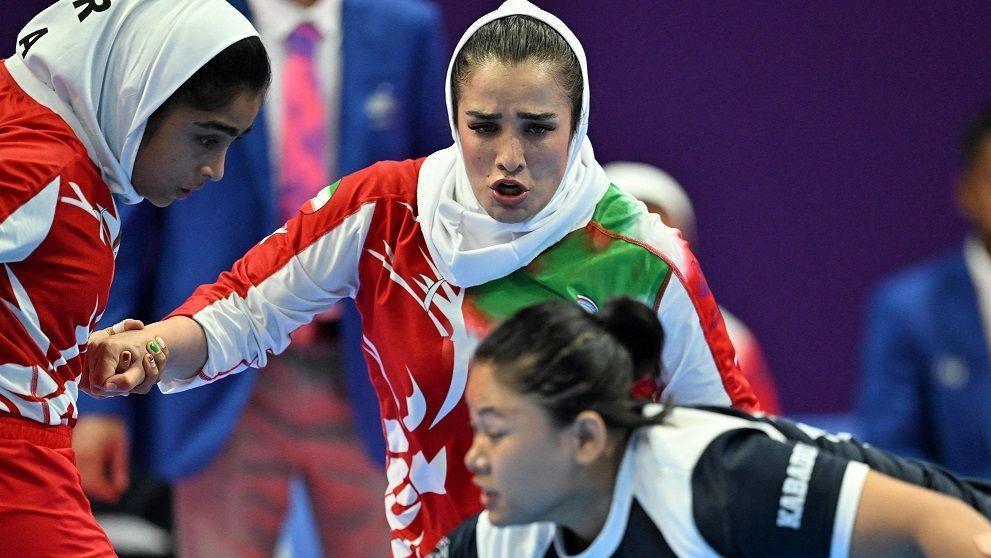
[0, 0, 268, 554]
[88, 1, 755, 555]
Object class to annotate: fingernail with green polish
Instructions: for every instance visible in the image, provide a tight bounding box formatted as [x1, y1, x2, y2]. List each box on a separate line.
[149, 341, 160, 354]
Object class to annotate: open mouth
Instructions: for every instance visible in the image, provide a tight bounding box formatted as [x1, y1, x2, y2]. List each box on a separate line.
[489, 179, 530, 206]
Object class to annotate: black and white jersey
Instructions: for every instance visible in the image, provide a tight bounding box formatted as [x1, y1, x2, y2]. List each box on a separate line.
[432, 406, 872, 558]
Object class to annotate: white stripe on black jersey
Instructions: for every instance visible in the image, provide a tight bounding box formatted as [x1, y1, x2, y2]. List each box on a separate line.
[432, 405, 991, 557]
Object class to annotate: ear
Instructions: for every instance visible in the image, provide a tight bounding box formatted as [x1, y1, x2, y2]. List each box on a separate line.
[568, 410, 609, 465]
[955, 173, 975, 221]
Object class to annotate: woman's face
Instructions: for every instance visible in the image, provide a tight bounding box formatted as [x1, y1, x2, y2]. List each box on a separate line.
[464, 361, 579, 526]
[456, 60, 574, 223]
[132, 90, 263, 207]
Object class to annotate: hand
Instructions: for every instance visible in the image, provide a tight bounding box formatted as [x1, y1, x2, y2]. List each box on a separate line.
[80, 319, 143, 396]
[85, 321, 169, 397]
[73, 415, 130, 503]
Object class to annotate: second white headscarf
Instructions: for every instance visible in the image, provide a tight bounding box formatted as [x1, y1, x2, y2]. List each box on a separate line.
[5, 0, 259, 204]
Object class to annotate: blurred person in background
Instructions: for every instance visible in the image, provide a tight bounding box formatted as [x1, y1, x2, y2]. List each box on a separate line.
[605, 161, 782, 414]
[857, 105, 991, 479]
[74, 0, 449, 556]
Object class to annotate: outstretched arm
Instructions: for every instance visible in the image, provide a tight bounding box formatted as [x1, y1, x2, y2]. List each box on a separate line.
[852, 470, 991, 558]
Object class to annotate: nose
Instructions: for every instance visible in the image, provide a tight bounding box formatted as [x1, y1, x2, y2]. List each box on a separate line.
[200, 149, 228, 182]
[495, 136, 524, 175]
[464, 438, 488, 475]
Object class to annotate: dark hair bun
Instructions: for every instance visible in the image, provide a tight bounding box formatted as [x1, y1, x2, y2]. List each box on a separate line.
[597, 298, 664, 378]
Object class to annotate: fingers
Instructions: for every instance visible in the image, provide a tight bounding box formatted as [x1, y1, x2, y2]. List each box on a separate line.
[103, 360, 146, 395]
[132, 337, 166, 394]
[88, 350, 132, 398]
[113, 319, 145, 334]
[91, 319, 146, 343]
[103, 337, 166, 395]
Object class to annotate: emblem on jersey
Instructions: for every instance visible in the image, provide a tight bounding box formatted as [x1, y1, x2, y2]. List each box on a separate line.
[576, 294, 598, 313]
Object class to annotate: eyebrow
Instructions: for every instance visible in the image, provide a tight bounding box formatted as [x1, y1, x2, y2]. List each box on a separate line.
[475, 406, 506, 419]
[465, 110, 501, 120]
[464, 111, 558, 121]
[194, 120, 252, 138]
[517, 112, 557, 121]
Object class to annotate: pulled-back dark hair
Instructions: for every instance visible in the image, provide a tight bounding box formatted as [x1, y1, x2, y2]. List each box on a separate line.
[146, 36, 270, 132]
[451, 15, 582, 132]
[964, 104, 991, 168]
[473, 298, 666, 431]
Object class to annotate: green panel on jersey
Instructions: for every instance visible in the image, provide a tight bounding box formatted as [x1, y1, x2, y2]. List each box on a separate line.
[467, 185, 672, 322]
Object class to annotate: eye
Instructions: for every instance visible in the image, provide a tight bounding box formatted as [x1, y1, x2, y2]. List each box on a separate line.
[197, 135, 220, 148]
[526, 124, 554, 136]
[468, 122, 497, 135]
[484, 429, 506, 442]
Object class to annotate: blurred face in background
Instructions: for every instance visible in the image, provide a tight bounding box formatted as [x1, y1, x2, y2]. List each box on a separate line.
[958, 133, 991, 248]
[456, 60, 573, 224]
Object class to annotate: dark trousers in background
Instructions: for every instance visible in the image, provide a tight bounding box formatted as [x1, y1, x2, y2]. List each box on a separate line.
[174, 330, 390, 558]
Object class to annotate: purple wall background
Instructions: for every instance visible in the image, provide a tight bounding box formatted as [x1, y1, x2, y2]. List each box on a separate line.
[6, 1, 991, 413]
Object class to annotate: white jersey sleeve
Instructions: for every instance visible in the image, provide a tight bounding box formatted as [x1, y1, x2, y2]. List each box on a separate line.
[159, 181, 375, 392]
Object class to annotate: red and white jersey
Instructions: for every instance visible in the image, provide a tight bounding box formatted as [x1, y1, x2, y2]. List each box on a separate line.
[169, 159, 756, 557]
[0, 63, 119, 427]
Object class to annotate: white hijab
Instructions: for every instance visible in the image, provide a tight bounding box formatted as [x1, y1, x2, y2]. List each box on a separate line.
[416, 0, 609, 288]
[5, 0, 259, 205]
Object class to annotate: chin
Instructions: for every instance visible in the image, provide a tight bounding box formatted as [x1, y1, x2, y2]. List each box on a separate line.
[486, 510, 511, 526]
[486, 206, 531, 224]
[487, 507, 536, 528]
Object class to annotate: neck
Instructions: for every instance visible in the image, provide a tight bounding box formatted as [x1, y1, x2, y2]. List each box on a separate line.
[554, 449, 625, 553]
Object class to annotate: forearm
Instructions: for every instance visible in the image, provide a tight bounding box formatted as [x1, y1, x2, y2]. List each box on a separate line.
[852, 471, 991, 558]
[914, 498, 991, 558]
[144, 316, 208, 381]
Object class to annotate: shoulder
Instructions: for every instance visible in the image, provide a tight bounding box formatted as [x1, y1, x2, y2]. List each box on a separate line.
[0, 132, 99, 222]
[0, 71, 98, 211]
[346, 0, 440, 29]
[588, 184, 690, 270]
[636, 407, 777, 473]
[869, 250, 968, 312]
[627, 410, 779, 556]
[333, 158, 424, 206]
